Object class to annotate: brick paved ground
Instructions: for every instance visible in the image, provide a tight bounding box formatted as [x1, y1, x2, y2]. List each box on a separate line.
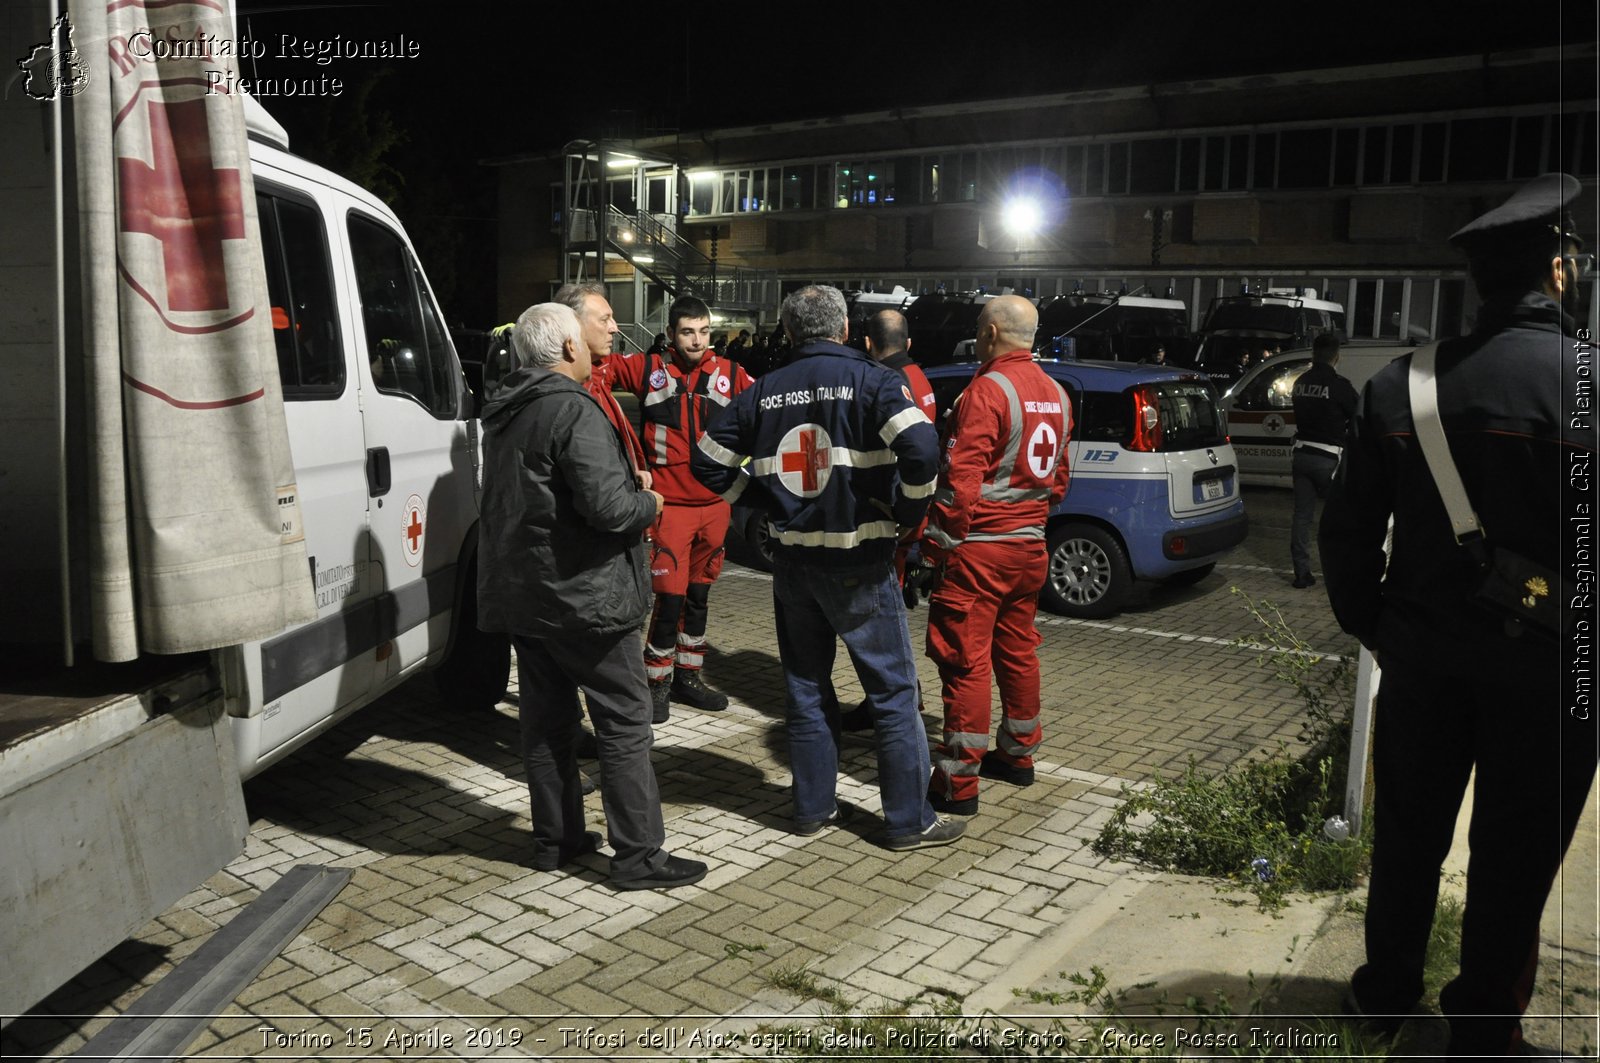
[4, 488, 1361, 1060]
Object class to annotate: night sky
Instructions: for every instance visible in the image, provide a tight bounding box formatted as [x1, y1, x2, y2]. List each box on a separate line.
[230, 0, 1596, 324]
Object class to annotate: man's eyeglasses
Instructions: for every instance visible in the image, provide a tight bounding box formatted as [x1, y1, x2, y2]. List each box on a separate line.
[1566, 252, 1595, 278]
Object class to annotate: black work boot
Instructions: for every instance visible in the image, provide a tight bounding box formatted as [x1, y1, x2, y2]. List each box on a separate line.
[670, 669, 728, 712]
[649, 677, 671, 723]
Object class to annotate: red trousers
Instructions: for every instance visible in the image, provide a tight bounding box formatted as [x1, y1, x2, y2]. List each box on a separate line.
[649, 501, 729, 596]
[925, 540, 1046, 801]
[644, 501, 729, 679]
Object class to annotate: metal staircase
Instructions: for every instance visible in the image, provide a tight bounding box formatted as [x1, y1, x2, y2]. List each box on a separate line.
[565, 205, 777, 312]
[561, 142, 777, 318]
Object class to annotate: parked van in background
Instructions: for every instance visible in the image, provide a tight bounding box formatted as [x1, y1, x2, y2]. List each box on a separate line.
[1033, 289, 1189, 363]
[1188, 287, 1346, 383]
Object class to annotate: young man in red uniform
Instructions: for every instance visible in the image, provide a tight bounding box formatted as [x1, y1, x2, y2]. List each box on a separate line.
[919, 295, 1071, 814]
[611, 295, 754, 720]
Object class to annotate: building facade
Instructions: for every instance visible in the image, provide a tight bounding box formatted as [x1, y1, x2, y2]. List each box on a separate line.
[491, 45, 1598, 346]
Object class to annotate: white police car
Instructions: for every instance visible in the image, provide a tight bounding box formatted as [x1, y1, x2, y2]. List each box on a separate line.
[925, 359, 1247, 618]
[1218, 342, 1410, 486]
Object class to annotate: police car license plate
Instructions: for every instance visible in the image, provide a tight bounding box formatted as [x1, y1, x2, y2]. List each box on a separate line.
[1201, 478, 1225, 501]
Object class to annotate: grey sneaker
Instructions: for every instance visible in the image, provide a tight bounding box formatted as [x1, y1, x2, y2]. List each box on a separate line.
[794, 802, 855, 837]
[882, 815, 966, 852]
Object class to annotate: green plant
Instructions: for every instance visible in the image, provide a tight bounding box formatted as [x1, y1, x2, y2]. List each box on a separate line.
[1421, 894, 1465, 1004]
[762, 962, 855, 1012]
[1092, 590, 1369, 907]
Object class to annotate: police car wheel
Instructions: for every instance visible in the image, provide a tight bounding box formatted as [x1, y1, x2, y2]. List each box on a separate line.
[744, 512, 776, 570]
[1043, 523, 1131, 619]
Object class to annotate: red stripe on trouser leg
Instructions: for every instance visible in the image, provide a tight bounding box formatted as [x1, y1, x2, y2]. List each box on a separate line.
[926, 541, 1047, 797]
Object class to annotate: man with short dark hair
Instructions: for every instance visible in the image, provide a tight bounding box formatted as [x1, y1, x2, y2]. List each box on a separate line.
[477, 303, 707, 892]
[1322, 173, 1597, 1055]
[612, 295, 754, 721]
[692, 285, 964, 852]
[1288, 333, 1356, 589]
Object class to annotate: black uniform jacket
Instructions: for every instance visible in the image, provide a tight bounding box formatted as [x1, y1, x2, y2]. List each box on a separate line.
[1291, 362, 1359, 448]
[1319, 292, 1593, 665]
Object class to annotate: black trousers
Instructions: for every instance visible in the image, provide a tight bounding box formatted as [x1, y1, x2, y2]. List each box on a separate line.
[1353, 647, 1596, 1054]
[513, 630, 668, 882]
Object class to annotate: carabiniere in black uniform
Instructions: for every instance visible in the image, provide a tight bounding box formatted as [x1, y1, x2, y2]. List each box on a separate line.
[1320, 172, 1598, 1056]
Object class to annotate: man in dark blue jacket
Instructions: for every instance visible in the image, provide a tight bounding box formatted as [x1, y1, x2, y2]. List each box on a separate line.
[692, 285, 964, 852]
[478, 302, 707, 891]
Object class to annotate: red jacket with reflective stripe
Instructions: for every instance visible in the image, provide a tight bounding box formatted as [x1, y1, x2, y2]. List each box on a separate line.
[923, 350, 1071, 562]
[612, 348, 754, 504]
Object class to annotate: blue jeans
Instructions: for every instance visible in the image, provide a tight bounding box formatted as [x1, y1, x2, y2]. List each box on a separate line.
[771, 556, 935, 839]
[1290, 446, 1338, 579]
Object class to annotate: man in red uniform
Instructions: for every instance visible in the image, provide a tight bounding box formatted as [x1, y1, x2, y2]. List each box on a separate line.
[919, 295, 1070, 815]
[612, 295, 754, 721]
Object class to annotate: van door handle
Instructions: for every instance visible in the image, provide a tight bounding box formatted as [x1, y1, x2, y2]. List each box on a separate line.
[366, 447, 391, 497]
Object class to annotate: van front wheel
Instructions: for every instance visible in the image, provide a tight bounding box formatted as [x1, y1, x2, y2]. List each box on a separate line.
[1043, 523, 1131, 619]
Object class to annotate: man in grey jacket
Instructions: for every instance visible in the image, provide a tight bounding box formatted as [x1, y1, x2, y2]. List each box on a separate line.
[478, 302, 707, 891]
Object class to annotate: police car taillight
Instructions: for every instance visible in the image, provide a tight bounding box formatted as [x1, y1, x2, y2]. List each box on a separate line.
[1128, 384, 1164, 452]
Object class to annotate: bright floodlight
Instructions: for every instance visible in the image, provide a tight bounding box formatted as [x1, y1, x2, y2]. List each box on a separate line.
[1003, 196, 1043, 236]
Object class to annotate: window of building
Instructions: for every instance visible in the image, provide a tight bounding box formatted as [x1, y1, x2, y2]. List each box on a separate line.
[1389, 125, 1415, 184]
[1252, 132, 1277, 189]
[893, 157, 918, 204]
[1202, 136, 1225, 191]
[1227, 134, 1250, 190]
[1333, 128, 1359, 185]
[689, 173, 714, 216]
[1084, 143, 1105, 196]
[955, 152, 979, 201]
[1130, 138, 1178, 195]
[1178, 137, 1202, 193]
[781, 165, 810, 211]
[1560, 110, 1596, 177]
[1448, 117, 1513, 182]
[1107, 142, 1129, 195]
[1418, 122, 1447, 182]
[1278, 128, 1332, 189]
[1511, 116, 1547, 178]
[1361, 127, 1387, 185]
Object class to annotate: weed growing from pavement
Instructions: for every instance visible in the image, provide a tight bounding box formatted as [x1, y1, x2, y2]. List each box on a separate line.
[1092, 589, 1369, 907]
[762, 961, 855, 1011]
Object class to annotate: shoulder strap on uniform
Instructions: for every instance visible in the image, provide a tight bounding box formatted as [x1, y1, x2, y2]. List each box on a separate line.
[1406, 343, 1485, 545]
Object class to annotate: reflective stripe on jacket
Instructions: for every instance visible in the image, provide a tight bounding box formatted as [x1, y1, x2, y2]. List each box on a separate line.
[923, 349, 1072, 561]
